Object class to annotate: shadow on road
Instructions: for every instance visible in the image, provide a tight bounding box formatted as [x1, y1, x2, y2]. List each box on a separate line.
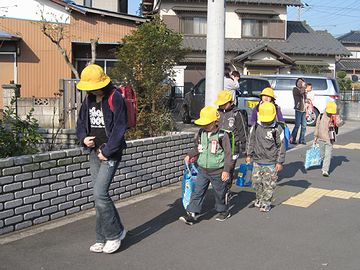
[121, 198, 184, 251]
[329, 155, 349, 174]
[280, 161, 307, 179]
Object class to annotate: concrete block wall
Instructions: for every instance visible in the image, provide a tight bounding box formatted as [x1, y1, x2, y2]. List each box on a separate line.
[38, 128, 78, 151]
[0, 133, 194, 235]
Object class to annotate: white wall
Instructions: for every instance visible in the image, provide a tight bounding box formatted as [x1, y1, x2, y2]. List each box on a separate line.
[0, 0, 70, 23]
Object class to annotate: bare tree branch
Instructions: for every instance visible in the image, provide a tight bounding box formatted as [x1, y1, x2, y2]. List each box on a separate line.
[90, 38, 99, 64]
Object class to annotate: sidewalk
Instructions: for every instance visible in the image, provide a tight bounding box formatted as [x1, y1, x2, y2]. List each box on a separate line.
[1, 121, 360, 270]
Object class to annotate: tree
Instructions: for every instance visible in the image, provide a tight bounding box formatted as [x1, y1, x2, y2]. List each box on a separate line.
[110, 16, 185, 139]
[337, 71, 352, 91]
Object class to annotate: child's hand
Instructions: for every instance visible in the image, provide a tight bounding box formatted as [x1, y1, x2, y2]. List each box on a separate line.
[221, 171, 230, 182]
[275, 163, 283, 172]
[84, 136, 95, 148]
[184, 155, 190, 164]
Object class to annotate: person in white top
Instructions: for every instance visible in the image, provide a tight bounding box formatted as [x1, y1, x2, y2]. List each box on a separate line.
[223, 67, 240, 103]
[305, 83, 315, 120]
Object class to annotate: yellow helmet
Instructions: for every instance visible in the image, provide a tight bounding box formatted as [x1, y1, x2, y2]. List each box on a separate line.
[258, 101, 276, 122]
[194, 106, 220, 126]
[326, 101, 337, 114]
[215, 90, 233, 106]
[77, 64, 111, 91]
[259, 87, 275, 99]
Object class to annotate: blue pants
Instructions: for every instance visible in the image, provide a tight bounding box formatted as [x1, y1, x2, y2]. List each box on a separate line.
[187, 169, 228, 214]
[89, 151, 124, 243]
[291, 110, 307, 143]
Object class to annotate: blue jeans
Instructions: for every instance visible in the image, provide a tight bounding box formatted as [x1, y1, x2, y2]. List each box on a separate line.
[291, 110, 307, 143]
[187, 169, 228, 214]
[89, 151, 124, 243]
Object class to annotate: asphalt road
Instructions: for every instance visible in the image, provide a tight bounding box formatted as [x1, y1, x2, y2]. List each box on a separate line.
[0, 121, 360, 270]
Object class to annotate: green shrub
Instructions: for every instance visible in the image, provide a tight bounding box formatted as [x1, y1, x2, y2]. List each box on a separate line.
[0, 98, 43, 158]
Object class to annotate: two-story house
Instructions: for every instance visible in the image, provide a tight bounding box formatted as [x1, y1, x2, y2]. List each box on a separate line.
[336, 31, 360, 77]
[142, 0, 350, 89]
[0, 0, 146, 127]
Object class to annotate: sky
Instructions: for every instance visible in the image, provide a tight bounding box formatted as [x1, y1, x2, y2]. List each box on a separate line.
[128, 0, 360, 38]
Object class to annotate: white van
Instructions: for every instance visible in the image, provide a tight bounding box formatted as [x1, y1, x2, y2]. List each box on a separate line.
[261, 75, 340, 126]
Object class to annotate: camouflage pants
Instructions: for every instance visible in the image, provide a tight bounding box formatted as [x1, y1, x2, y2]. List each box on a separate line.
[252, 163, 278, 207]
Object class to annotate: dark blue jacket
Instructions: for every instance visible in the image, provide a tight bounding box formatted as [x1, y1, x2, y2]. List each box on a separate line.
[76, 89, 127, 159]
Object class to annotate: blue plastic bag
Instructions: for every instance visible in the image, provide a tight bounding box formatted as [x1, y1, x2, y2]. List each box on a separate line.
[182, 163, 198, 209]
[236, 163, 253, 187]
[304, 144, 322, 170]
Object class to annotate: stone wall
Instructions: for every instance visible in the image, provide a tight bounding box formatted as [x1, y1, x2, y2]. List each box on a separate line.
[0, 133, 194, 235]
[38, 128, 78, 152]
[338, 101, 360, 121]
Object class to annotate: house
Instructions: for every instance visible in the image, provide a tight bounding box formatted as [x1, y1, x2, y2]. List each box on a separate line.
[141, 0, 350, 90]
[0, 0, 146, 127]
[72, 0, 128, 14]
[336, 31, 360, 77]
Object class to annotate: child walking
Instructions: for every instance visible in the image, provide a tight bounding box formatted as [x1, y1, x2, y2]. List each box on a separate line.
[314, 101, 344, 177]
[180, 106, 233, 225]
[215, 90, 248, 200]
[246, 102, 286, 212]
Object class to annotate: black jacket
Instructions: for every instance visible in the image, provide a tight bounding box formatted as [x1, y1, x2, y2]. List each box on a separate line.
[76, 89, 127, 159]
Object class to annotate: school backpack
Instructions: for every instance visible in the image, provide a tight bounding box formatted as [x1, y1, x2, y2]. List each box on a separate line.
[108, 85, 137, 128]
[254, 122, 289, 150]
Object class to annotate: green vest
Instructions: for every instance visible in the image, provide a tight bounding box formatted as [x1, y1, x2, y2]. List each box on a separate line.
[197, 130, 225, 169]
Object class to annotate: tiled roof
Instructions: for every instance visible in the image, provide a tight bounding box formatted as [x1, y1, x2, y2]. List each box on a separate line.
[226, 0, 302, 5]
[337, 31, 360, 44]
[336, 59, 360, 71]
[182, 21, 350, 57]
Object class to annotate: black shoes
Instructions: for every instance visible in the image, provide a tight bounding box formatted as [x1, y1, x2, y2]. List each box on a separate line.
[179, 211, 197, 225]
[215, 211, 231, 221]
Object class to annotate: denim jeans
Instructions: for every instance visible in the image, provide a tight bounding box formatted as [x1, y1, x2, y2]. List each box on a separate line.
[89, 150, 124, 243]
[187, 169, 228, 214]
[291, 110, 307, 143]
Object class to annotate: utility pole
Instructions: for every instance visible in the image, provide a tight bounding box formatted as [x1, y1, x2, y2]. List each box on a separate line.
[205, 0, 225, 106]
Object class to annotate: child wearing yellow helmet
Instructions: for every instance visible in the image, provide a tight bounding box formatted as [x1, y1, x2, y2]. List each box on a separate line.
[180, 106, 233, 225]
[250, 87, 284, 125]
[246, 101, 286, 212]
[314, 101, 344, 177]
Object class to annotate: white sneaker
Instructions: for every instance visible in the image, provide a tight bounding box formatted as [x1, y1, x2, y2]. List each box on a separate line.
[103, 230, 127, 254]
[89, 242, 105, 253]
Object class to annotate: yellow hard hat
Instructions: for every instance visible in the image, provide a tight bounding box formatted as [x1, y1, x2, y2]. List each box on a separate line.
[194, 106, 220, 126]
[215, 90, 233, 106]
[77, 64, 111, 91]
[258, 101, 276, 122]
[326, 101, 337, 114]
[259, 87, 275, 99]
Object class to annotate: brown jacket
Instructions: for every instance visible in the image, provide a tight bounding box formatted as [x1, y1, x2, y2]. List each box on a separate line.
[314, 114, 344, 143]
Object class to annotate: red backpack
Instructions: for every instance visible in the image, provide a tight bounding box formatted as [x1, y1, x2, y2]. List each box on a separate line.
[108, 85, 137, 128]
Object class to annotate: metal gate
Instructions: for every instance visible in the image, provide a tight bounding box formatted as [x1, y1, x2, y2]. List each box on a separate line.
[60, 79, 84, 129]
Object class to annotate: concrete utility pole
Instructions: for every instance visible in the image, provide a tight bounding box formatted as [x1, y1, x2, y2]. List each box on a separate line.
[205, 0, 225, 106]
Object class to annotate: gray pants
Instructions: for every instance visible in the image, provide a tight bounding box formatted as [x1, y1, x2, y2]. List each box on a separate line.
[318, 140, 333, 173]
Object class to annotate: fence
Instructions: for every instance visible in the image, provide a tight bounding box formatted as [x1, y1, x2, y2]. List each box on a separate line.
[60, 79, 83, 129]
[339, 89, 360, 102]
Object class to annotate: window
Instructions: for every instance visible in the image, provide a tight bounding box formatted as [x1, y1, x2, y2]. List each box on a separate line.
[76, 59, 117, 75]
[194, 79, 205, 95]
[275, 79, 297, 90]
[305, 78, 327, 91]
[181, 17, 207, 35]
[84, 0, 92, 7]
[242, 19, 268, 38]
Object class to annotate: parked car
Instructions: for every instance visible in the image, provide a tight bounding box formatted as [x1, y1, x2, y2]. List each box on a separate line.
[182, 76, 271, 124]
[260, 75, 340, 126]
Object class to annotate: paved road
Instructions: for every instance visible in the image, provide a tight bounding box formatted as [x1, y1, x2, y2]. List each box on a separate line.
[1, 121, 360, 270]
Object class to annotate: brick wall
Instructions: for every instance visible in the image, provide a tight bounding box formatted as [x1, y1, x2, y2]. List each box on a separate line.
[0, 133, 194, 235]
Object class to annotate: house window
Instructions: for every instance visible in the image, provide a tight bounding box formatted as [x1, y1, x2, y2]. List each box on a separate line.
[242, 19, 268, 38]
[181, 17, 207, 35]
[350, 51, 360, 58]
[83, 0, 92, 7]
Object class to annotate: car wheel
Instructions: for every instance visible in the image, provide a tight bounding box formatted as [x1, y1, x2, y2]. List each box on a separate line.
[182, 106, 191, 124]
[306, 107, 319, 126]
